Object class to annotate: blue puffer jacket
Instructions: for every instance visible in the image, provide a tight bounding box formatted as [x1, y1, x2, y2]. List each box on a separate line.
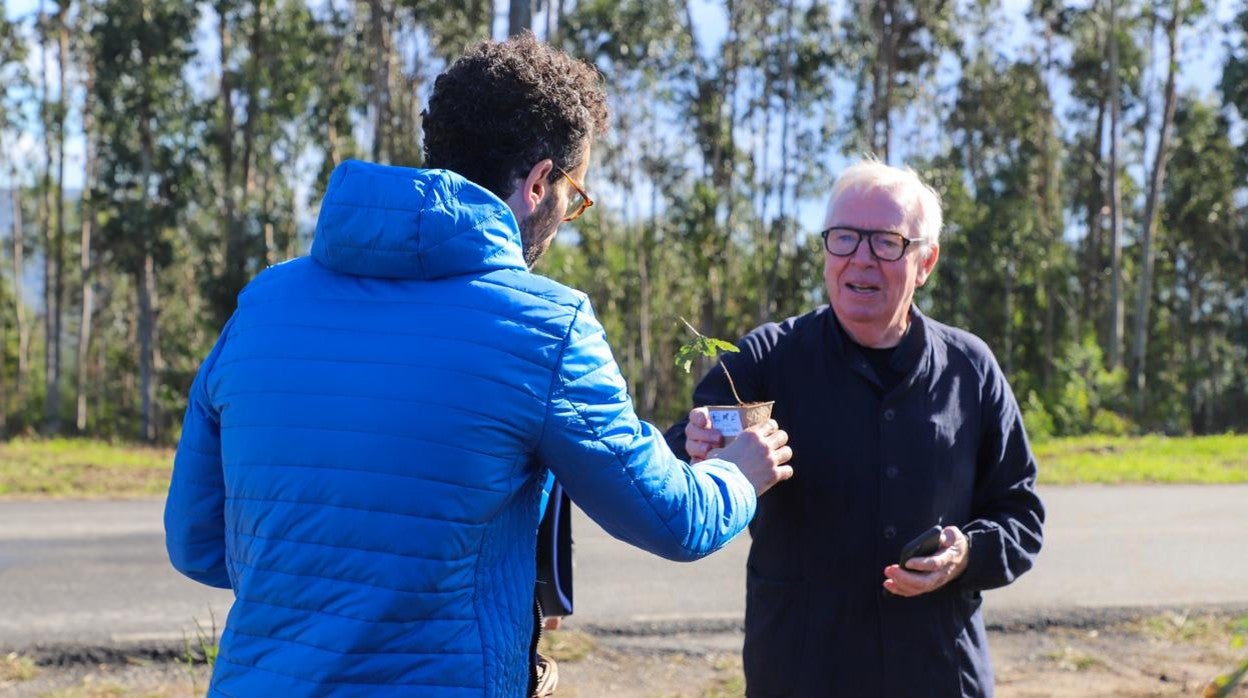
[165, 160, 757, 697]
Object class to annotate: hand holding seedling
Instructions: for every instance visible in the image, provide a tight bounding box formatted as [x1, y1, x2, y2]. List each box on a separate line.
[683, 406, 722, 463]
[709, 417, 793, 496]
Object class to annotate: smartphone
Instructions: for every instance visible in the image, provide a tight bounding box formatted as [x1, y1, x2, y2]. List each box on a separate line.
[898, 525, 943, 567]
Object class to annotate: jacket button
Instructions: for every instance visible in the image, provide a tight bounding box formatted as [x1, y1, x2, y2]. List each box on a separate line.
[885, 465, 899, 479]
[883, 408, 895, 421]
[883, 526, 896, 539]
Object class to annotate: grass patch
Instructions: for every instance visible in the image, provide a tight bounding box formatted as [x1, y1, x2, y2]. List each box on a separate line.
[1034, 434, 1248, 485]
[39, 683, 130, 698]
[0, 438, 174, 499]
[1, 651, 40, 682]
[1041, 645, 1103, 671]
[538, 629, 597, 663]
[1130, 612, 1236, 644]
[38, 681, 175, 698]
[702, 654, 745, 697]
[701, 674, 745, 697]
[1, 433, 1245, 500]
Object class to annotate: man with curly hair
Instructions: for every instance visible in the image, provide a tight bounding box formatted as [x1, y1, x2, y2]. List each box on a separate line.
[165, 32, 793, 697]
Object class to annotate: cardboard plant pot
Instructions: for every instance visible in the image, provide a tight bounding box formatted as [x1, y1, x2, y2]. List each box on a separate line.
[706, 401, 775, 444]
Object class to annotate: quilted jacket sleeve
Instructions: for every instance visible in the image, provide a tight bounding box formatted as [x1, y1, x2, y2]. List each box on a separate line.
[164, 316, 235, 589]
[537, 298, 757, 562]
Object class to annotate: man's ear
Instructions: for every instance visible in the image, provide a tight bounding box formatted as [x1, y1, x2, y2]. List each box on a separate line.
[506, 159, 555, 218]
[917, 243, 939, 286]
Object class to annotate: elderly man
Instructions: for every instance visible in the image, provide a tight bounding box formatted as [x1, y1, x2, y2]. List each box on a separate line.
[667, 159, 1044, 697]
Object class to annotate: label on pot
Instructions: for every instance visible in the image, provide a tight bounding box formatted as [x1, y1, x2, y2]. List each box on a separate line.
[710, 410, 743, 437]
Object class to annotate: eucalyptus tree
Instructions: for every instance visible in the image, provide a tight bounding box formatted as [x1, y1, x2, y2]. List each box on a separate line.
[751, 0, 839, 319]
[1157, 100, 1242, 432]
[403, 0, 492, 60]
[91, 0, 197, 441]
[240, 1, 327, 262]
[35, 0, 74, 432]
[509, 0, 531, 36]
[305, 2, 368, 188]
[939, 53, 1068, 395]
[206, 0, 344, 325]
[0, 13, 30, 432]
[1221, 6, 1248, 155]
[210, 0, 278, 325]
[558, 0, 697, 418]
[1058, 2, 1145, 348]
[74, 0, 98, 432]
[1129, 0, 1203, 415]
[1105, 0, 1126, 370]
[841, 0, 957, 161]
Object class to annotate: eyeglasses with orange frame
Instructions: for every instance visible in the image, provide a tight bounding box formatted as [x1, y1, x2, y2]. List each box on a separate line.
[556, 166, 594, 222]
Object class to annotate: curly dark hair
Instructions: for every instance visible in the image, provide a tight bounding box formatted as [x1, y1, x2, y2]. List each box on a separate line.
[422, 32, 609, 200]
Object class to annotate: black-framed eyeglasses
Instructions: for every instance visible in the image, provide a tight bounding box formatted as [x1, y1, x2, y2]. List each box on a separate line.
[820, 226, 923, 262]
[556, 167, 594, 222]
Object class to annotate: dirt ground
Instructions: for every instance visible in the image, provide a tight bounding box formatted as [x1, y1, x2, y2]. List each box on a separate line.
[4, 612, 1246, 697]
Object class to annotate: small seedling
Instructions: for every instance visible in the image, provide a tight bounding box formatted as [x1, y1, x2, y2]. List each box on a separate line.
[675, 317, 744, 405]
[1205, 618, 1248, 698]
[179, 608, 220, 694]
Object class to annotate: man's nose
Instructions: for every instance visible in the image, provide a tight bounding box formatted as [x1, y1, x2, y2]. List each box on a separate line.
[851, 236, 877, 264]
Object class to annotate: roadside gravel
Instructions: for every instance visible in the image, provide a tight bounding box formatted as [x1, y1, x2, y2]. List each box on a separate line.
[5, 609, 1247, 697]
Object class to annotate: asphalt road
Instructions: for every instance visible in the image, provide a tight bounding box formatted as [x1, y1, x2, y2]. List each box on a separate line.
[2, 484, 1246, 651]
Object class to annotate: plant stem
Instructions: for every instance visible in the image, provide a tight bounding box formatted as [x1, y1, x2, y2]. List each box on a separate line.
[721, 363, 744, 406]
[680, 317, 745, 405]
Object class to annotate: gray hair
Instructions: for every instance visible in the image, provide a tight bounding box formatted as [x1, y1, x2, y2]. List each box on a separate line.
[823, 158, 943, 256]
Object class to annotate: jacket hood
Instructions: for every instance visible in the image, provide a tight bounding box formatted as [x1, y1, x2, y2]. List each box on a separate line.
[311, 160, 528, 280]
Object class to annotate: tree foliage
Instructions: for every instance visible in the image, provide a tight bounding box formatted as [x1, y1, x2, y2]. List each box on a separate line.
[0, 0, 1245, 441]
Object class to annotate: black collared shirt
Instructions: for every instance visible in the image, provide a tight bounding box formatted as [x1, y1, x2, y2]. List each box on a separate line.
[665, 305, 1045, 697]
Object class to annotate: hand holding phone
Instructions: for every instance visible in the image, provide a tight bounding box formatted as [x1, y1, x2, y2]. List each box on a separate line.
[898, 525, 943, 568]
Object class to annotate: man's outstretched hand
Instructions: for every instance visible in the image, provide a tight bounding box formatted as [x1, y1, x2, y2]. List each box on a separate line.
[705, 414, 793, 496]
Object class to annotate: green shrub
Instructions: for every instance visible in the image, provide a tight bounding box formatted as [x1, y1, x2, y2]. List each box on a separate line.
[1021, 391, 1055, 443]
[1091, 409, 1134, 436]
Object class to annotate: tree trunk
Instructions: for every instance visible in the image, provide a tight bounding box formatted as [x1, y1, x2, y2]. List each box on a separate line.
[324, 2, 351, 166]
[47, 0, 69, 433]
[509, 0, 531, 36]
[239, 0, 265, 233]
[10, 168, 29, 416]
[76, 49, 97, 432]
[368, 0, 394, 162]
[1082, 93, 1106, 333]
[870, 3, 887, 157]
[1106, 0, 1125, 370]
[1041, 16, 1061, 390]
[544, 0, 558, 42]
[38, 0, 60, 433]
[766, 0, 796, 319]
[217, 1, 238, 325]
[881, 0, 896, 162]
[138, 26, 159, 443]
[1130, 0, 1179, 415]
[1003, 257, 1015, 376]
[639, 190, 656, 416]
[137, 251, 161, 442]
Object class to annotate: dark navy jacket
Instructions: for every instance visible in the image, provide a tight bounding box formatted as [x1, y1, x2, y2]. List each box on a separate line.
[665, 306, 1044, 697]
